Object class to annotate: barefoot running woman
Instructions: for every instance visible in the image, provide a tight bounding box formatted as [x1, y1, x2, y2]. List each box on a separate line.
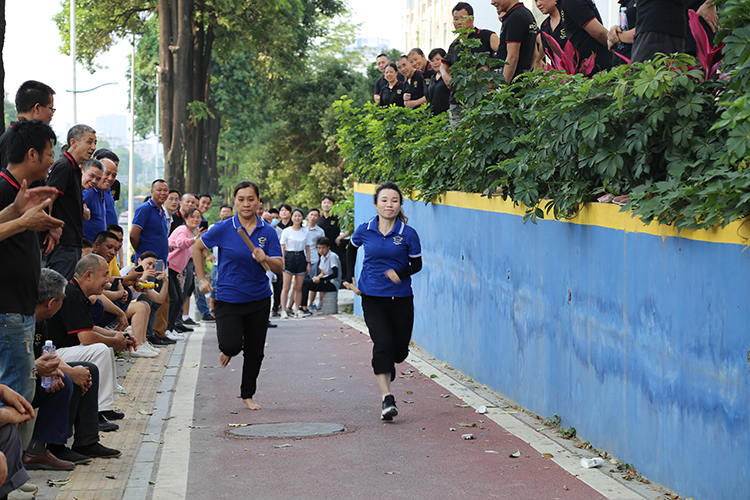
[192, 181, 283, 410]
[345, 182, 422, 421]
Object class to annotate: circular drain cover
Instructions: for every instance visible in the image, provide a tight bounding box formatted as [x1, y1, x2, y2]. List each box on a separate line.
[229, 422, 346, 438]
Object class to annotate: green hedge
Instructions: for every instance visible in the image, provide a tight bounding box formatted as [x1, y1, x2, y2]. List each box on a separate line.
[334, 1, 750, 230]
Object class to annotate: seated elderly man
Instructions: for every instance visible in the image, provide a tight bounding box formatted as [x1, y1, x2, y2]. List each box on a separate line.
[45, 254, 137, 428]
[89, 231, 158, 357]
[24, 268, 121, 472]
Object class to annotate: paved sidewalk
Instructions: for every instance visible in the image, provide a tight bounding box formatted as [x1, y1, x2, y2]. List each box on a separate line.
[32, 306, 666, 500]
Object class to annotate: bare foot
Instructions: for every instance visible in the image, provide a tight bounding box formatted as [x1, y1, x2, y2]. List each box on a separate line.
[243, 398, 261, 410]
[219, 353, 231, 367]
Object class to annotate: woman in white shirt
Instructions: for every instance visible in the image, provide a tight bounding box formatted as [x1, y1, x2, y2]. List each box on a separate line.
[279, 208, 310, 319]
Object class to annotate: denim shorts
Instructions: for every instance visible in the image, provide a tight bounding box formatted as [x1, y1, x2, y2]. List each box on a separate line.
[284, 251, 307, 275]
[0, 313, 36, 402]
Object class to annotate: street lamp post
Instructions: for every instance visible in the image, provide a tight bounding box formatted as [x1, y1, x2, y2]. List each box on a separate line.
[127, 33, 136, 263]
[71, 0, 77, 123]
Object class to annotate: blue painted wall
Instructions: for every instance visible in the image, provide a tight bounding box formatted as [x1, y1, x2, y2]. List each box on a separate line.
[353, 190, 750, 500]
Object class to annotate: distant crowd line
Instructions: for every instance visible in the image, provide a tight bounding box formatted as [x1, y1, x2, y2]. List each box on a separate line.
[374, 0, 718, 128]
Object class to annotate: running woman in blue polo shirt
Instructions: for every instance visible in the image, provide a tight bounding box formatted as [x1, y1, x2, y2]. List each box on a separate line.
[345, 181, 422, 421]
[192, 180, 283, 411]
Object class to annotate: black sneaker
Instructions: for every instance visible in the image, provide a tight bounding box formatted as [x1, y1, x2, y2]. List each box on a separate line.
[381, 394, 398, 421]
[202, 313, 216, 322]
[72, 442, 122, 459]
[46, 444, 92, 465]
[98, 414, 119, 432]
[183, 318, 199, 326]
[174, 324, 193, 333]
[271, 309, 280, 317]
[148, 335, 176, 345]
[100, 409, 125, 420]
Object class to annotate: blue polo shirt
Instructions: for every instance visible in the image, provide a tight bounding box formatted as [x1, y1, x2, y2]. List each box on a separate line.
[104, 188, 117, 225]
[200, 215, 282, 304]
[82, 187, 107, 242]
[350, 217, 421, 297]
[132, 198, 170, 261]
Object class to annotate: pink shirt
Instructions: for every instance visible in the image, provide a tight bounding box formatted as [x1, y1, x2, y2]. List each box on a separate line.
[167, 225, 195, 273]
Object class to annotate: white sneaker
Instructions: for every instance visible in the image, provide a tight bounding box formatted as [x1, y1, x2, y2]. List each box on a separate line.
[295, 309, 305, 318]
[142, 342, 160, 355]
[131, 347, 158, 358]
[167, 331, 184, 340]
[280, 310, 288, 319]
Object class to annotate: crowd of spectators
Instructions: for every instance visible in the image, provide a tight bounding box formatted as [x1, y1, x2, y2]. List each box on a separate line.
[376, 0, 718, 128]
[0, 79, 350, 499]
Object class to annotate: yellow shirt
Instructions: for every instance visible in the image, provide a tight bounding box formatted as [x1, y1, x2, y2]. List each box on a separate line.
[109, 258, 121, 277]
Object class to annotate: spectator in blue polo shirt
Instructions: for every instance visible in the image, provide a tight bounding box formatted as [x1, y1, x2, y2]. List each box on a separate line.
[345, 181, 422, 422]
[82, 159, 107, 243]
[193, 180, 282, 411]
[130, 179, 170, 262]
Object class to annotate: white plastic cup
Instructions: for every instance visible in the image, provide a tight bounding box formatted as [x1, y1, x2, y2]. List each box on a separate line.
[580, 458, 604, 468]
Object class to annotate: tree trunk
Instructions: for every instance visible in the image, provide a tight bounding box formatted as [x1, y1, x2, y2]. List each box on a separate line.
[159, 0, 191, 192]
[201, 108, 220, 194]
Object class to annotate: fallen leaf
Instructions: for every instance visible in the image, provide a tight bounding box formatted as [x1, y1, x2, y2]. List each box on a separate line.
[229, 411, 238, 414]
[320, 377, 336, 381]
[150, 438, 164, 444]
[228, 423, 251, 427]
[148, 481, 157, 485]
[509, 450, 521, 458]
[162, 416, 176, 420]
[563, 485, 569, 491]
[406, 391, 413, 394]
[542, 453, 554, 458]
[461, 434, 474, 440]
[455, 404, 471, 408]
[385, 471, 396, 475]
[430, 374, 438, 378]
[669, 495, 679, 500]
[185, 364, 198, 368]
[48, 479, 71, 486]
[449, 427, 456, 431]
[106, 475, 116, 479]
[188, 425, 209, 429]
[502, 410, 519, 414]
[459, 422, 477, 427]
[273, 444, 292, 448]
[138, 410, 154, 415]
[402, 400, 414, 404]
[485, 450, 499, 454]
[441, 394, 452, 398]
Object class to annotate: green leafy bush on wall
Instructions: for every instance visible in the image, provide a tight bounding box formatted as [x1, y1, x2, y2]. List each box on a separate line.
[334, 3, 750, 230]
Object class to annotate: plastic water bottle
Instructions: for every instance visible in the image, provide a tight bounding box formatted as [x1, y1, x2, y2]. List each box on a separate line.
[617, 7, 628, 50]
[40, 340, 56, 389]
[311, 304, 318, 316]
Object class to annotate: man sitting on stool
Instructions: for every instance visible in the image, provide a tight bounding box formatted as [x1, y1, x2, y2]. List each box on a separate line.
[301, 238, 341, 311]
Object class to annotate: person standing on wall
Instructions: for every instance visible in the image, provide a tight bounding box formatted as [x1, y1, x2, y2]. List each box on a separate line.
[193, 181, 282, 411]
[344, 182, 423, 421]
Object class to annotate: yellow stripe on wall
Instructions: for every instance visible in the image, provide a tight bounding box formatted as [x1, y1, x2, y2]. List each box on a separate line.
[356, 183, 750, 246]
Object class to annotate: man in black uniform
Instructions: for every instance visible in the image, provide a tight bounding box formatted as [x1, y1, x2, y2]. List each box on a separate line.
[0, 81, 56, 170]
[319, 195, 349, 282]
[397, 56, 427, 109]
[631, 0, 685, 62]
[0, 120, 59, 404]
[46, 125, 98, 280]
[558, 0, 612, 74]
[492, 0, 538, 82]
[440, 2, 500, 129]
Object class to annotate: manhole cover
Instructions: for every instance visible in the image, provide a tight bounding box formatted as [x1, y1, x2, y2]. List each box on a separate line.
[228, 422, 346, 438]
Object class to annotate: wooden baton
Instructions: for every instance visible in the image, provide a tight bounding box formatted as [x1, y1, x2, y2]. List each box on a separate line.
[236, 227, 271, 271]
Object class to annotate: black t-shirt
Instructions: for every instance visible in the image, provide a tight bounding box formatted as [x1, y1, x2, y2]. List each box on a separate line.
[612, 0, 637, 66]
[423, 67, 437, 87]
[319, 214, 341, 250]
[540, 14, 568, 56]
[46, 279, 94, 349]
[111, 179, 121, 202]
[170, 208, 185, 234]
[426, 76, 451, 115]
[34, 320, 49, 359]
[277, 219, 292, 230]
[442, 28, 497, 104]
[496, 3, 538, 81]
[47, 151, 84, 247]
[636, 0, 685, 39]
[559, 0, 613, 74]
[379, 81, 405, 107]
[0, 125, 13, 171]
[374, 73, 405, 96]
[0, 169, 42, 315]
[403, 70, 426, 101]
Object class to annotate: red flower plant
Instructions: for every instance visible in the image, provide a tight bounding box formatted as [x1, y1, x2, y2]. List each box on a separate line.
[543, 32, 596, 76]
[688, 9, 725, 81]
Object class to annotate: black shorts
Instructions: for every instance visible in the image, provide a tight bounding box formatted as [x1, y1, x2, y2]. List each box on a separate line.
[284, 251, 307, 275]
